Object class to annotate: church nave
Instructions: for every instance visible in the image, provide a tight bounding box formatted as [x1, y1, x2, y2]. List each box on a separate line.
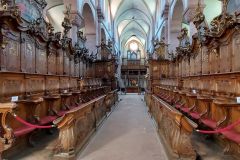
[1, 0, 240, 159]
[79, 94, 168, 160]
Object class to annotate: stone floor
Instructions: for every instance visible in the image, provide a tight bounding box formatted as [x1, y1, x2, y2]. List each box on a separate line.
[78, 94, 168, 160]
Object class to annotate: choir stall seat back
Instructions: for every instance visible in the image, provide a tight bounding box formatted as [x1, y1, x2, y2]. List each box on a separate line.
[201, 102, 228, 129]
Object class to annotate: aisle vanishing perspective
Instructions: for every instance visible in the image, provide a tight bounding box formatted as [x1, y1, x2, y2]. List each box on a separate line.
[78, 94, 168, 160]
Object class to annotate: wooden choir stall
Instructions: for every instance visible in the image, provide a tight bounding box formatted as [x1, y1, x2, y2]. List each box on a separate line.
[145, 2, 240, 160]
[94, 39, 117, 90]
[0, 1, 118, 159]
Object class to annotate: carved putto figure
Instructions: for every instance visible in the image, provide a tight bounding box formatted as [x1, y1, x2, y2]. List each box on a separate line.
[153, 38, 168, 60]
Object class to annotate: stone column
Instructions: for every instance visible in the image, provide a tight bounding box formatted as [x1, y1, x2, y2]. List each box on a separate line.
[69, 11, 83, 45]
[161, 4, 170, 57]
[63, 0, 83, 45]
[97, 7, 104, 46]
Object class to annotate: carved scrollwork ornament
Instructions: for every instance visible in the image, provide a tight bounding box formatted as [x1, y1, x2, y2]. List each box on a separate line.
[193, 0, 210, 44]
[47, 23, 54, 38]
[210, 48, 219, 57]
[210, 0, 236, 36]
[62, 5, 72, 38]
[0, 0, 8, 11]
[176, 28, 191, 61]
[55, 32, 61, 41]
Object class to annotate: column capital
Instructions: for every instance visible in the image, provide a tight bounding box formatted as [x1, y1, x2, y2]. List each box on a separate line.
[69, 10, 83, 27]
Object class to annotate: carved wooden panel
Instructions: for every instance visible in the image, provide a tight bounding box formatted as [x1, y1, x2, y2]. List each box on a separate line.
[60, 77, 69, 90]
[232, 35, 240, 72]
[70, 78, 78, 90]
[151, 95, 197, 159]
[186, 59, 190, 77]
[95, 63, 104, 78]
[183, 79, 191, 90]
[219, 45, 231, 73]
[162, 63, 169, 78]
[149, 61, 161, 80]
[36, 49, 47, 74]
[6, 39, 20, 72]
[0, 37, 7, 71]
[0, 31, 21, 72]
[0, 74, 24, 102]
[25, 76, 45, 94]
[215, 78, 236, 95]
[191, 79, 199, 90]
[178, 62, 182, 77]
[190, 58, 195, 76]
[80, 62, 83, 77]
[74, 63, 80, 77]
[210, 49, 220, 74]
[48, 53, 57, 75]
[195, 51, 202, 75]
[200, 78, 212, 92]
[182, 60, 186, 77]
[46, 77, 59, 91]
[57, 49, 63, 75]
[168, 63, 173, 77]
[63, 53, 69, 75]
[201, 46, 209, 74]
[70, 60, 75, 77]
[21, 36, 35, 73]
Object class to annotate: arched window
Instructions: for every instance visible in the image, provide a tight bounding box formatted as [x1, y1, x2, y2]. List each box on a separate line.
[130, 52, 137, 60]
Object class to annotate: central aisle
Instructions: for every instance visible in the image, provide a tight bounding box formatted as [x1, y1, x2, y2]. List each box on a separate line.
[78, 94, 168, 160]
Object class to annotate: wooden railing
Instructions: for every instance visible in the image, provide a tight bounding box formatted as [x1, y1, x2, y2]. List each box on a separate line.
[146, 93, 197, 159]
[0, 90, 118, 159]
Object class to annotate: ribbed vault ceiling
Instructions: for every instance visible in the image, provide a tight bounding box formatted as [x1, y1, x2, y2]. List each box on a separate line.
[45, 0, 157, 57]
[110, 0, 156, 52]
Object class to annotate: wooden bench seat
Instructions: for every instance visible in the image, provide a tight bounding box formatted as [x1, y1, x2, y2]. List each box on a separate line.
[180, 106, 191, 113]
[175, 102, 185, 109]
[189, 111, 201, 120]
[212, 99, 240, 147]
[0, 90, 118, 159]
[188, 95, 212, 121]
[39, 115, 58, 125]
[12, 97, 44, 137]
[201, 118, 218, 129]
[200, 98, 228, 130]
[182, 93, 197, 114]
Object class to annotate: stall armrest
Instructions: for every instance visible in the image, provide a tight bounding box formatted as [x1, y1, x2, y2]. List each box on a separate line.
[0, 103, 17, 151]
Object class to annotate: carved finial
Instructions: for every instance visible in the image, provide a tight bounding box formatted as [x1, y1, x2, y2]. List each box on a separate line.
[196, 0, 201, 13]
[62, 4, 72, 37]
[193, 0, 205, 27]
